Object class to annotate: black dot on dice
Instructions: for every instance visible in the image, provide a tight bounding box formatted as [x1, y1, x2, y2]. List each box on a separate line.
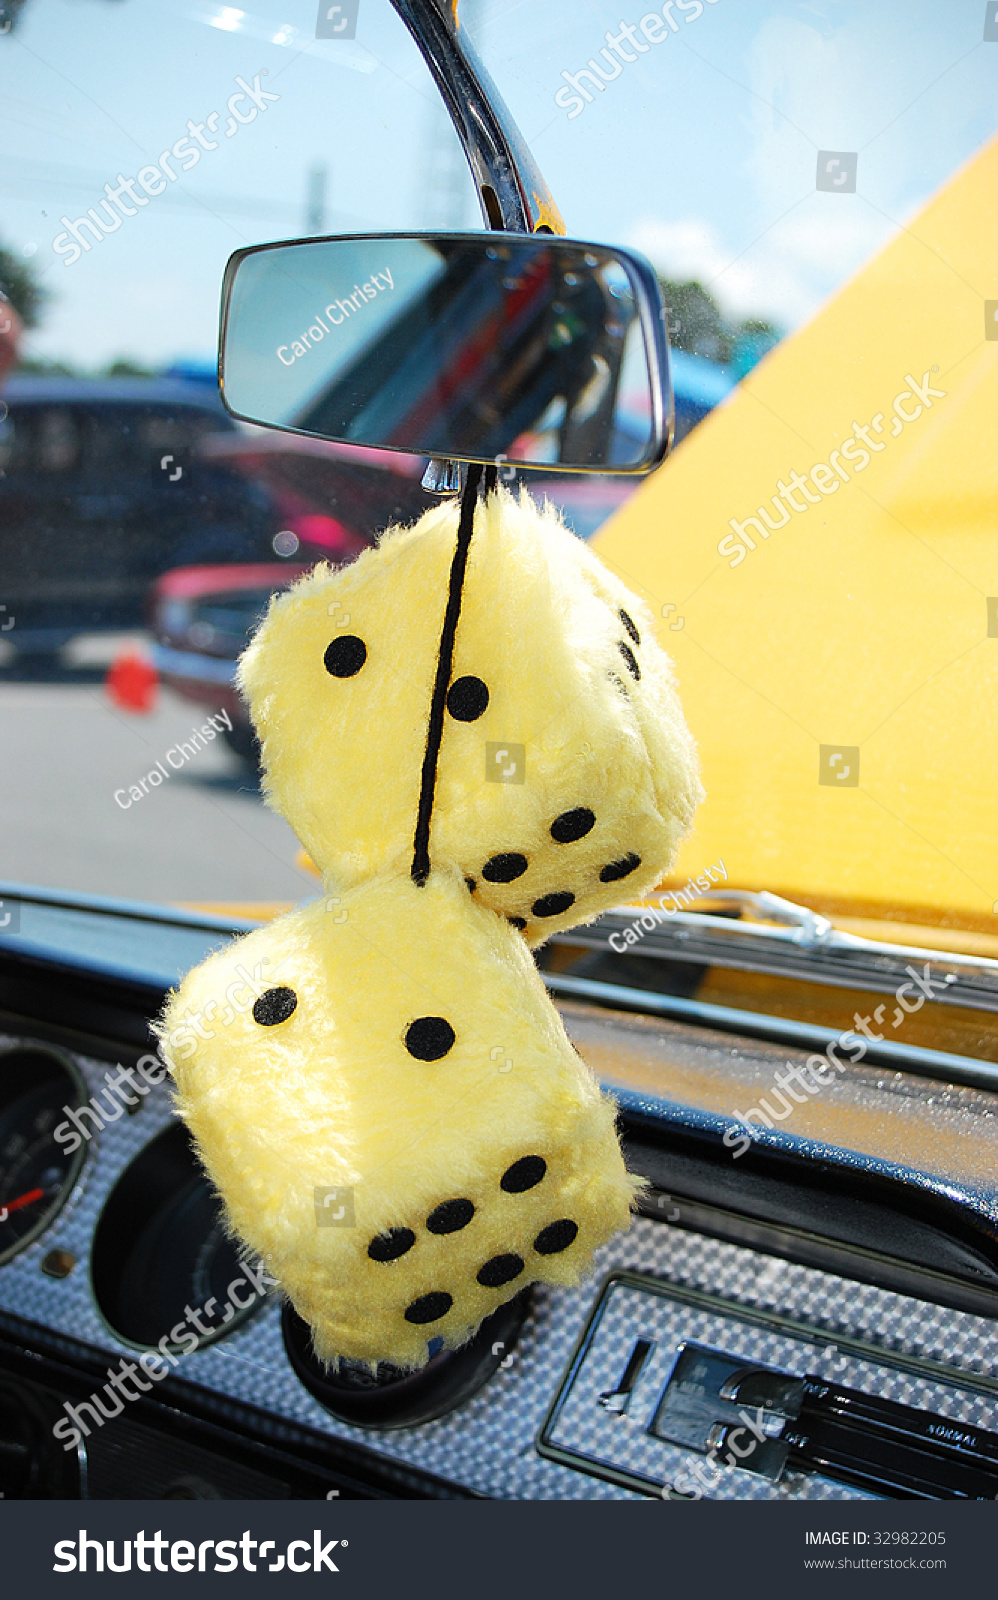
[404, 1017, 455, 1061]
[324, 635, 367, 678]
[252, 986, 297, 1027]
[534, 1219, 578, 1255]
[404, 1291, 453, 1324]
[550, 807, 595, 844]
[531, 891, 575, 918]
[618, 641, 640, 680]
[477, 1254, 524, 1288]
[500, 1155, 546, 1193]
[507, 916, 527, 931]
[619, 608, 641, 646]
[482, 852, 528, 883]
[600, 853, 641, 883]
[368, 1228, 415, 1262]
[446, 676, 489, 721]
[426, 1198, 475, 1235]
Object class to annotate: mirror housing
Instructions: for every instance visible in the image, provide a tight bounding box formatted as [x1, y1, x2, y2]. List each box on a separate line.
[219, 233, 672, 475]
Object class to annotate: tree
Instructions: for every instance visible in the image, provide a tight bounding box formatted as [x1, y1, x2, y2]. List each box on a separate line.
[0, 0, 28, 33]
[657, 277, 781, 374]
[0, 244, 47, 328]
[102, 358, 156, 377]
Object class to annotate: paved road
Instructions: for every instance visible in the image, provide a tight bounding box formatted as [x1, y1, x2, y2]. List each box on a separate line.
[0, 673, 315, 907]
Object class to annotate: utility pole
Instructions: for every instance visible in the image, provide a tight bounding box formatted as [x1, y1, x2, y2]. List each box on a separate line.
[305, 164, 328, 236]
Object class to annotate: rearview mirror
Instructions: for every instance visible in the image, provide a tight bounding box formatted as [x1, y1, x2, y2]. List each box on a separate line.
[219, 233, 671, 474]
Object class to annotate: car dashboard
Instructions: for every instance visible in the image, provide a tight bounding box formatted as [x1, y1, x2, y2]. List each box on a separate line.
[1, 883, 997, 1502]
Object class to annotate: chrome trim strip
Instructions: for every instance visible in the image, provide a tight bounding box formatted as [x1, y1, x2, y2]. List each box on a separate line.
[544, 971, 998, 1094]
[150, 643, 237, 684]
[389, 0, 562, 235]
[554, 900, 998, 1014]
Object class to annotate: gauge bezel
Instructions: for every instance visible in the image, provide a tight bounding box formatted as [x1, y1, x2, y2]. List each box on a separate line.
[0, 1040, 89, 1268]
[282, 1290, 531, 1429]
[91, 1120, 272, 1354]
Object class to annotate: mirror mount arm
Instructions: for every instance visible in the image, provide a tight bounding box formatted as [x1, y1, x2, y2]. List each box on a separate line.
[421, 458, 464, 494]
[389, 0, 566, 239]
[395, 1, 564, 493]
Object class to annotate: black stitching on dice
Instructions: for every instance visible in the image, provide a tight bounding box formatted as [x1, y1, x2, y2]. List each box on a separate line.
[550, 808, 595, 843]
[446, 676, 490, 721]
[619, 609, 640, 646]
[482, 852, 528, 883]
[618, 641, 640, 680]
[404, 1017, 456, 1061]
[324, 635, 367, 677]
[368, 1228, 416, 1262]
[477, 1254, 524, 1288]
[404, 1291, 453, 1323]
[599, 853, 641, 883]
[500, 1156, 546, 1193]
[426, 1199, 475, 1235]
[252, 987, 298, 1026]
[531, 891, 575, 918]
[534, 1219, 578, 1255]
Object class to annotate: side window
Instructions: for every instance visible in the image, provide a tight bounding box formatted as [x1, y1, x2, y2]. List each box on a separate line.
[140, 410, 212, 459]
[142, 413, 188, 454]
[0, 408, 80, 475]
[35, 408, 80, 472]
[0, 408, 36, 475]
[77, 408, 135, 476]
[0, 409, 15, 474]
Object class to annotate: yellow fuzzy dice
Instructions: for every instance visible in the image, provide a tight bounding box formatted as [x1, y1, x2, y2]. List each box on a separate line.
[158, 872, 638, 1369]
[238, 487, 701, 945]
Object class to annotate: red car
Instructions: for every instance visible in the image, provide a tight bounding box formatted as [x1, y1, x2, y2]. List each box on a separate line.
[149, 432, 639, 760]
[149, 561, 306, 763]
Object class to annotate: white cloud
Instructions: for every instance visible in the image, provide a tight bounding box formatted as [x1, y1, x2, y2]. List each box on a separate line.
[628, 5, 990, 334]
[628, 200, 895, 331]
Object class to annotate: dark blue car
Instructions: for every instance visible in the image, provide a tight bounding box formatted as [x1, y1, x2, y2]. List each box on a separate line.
[0, 377, 276, 657]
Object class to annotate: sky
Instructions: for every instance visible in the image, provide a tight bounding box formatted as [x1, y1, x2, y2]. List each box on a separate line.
[1, 0, 996, 367]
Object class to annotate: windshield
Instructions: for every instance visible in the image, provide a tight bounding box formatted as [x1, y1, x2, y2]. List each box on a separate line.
[1, 0, 995, 932]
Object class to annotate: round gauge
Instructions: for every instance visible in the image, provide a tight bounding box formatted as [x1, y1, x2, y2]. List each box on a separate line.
[92, 1122, 268, 1350]
[0, 1044, 87, 1267]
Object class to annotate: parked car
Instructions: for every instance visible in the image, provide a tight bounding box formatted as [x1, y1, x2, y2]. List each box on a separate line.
[147, 352, 733, 749]
[143, 433, 434, 758]
[149, 562, 305, 763]
[0, 377, 278, 658]
[148, 471, 635, 758]
[3, 0, 998, 1533]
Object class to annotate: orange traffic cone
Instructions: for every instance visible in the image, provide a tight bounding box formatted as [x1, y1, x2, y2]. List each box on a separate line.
[106, 651, 158, 713]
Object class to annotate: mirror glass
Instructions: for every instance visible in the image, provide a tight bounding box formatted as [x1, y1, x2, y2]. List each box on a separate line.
[220, 234, 670, 473]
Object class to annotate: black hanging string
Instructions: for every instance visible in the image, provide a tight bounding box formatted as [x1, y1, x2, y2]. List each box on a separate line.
[411, 462, 485, 886]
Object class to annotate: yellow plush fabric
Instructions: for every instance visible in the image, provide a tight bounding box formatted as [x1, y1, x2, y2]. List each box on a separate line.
[161, 485, 701, 1368]
[239, 487, 702, 945]
[158, 872, 638, 1368]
